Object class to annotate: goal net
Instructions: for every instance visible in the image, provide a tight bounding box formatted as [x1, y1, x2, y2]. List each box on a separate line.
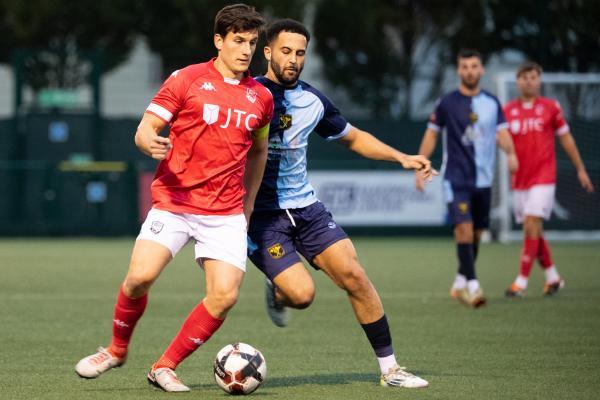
[494, 72, 600, 241]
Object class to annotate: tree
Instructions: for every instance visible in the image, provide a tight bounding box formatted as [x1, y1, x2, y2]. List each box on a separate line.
[0, 0, 140, 91]
[486, 0, 600, 72]
[140, 0, 307, 79]
[312, 0, 486, 118]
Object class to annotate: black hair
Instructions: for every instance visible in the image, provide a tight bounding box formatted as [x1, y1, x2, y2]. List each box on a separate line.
[266, 18, 310, 44]
[214, 3, 266, 37]
[517, 61, 543, 77]
[457, 48, 482, 65]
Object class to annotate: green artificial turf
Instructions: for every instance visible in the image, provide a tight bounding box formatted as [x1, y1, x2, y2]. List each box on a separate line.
[1, 238, 599, 399]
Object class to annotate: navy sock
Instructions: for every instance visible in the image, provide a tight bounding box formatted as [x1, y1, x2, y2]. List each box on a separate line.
[473, 242, 480, 262]
[360, 315, 393, 358]
[457, 243, 476, 280]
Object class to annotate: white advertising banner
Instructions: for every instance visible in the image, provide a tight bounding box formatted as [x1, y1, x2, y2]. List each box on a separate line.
[309, 170, 446, 226]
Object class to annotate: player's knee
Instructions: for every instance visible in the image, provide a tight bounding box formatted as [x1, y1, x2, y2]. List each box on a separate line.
[287, 286, 315, 309]
[122, 273, 155, 297]
[455, 224, 473, 242]
[338, 263, 370, 294]
[523, 217, 541, 238]
[207, 287, 239, 313]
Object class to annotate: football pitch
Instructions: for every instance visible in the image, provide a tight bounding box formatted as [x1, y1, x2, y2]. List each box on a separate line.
[1, 237, 599, 399]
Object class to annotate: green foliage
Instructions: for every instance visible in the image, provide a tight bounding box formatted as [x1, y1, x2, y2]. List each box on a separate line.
[0, 0, 140, 89]
[486, 0, 600, 72]
[312, 0, 600, 118]
[139, 0, 307, 79]
[313, 0, 485, 118]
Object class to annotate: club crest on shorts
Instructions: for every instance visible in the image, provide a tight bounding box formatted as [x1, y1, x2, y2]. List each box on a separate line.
[150, 221, 164, 234]
[458, 202, 469, 214]
[267, 243, 285, 259]
[279, 114, 292, 130]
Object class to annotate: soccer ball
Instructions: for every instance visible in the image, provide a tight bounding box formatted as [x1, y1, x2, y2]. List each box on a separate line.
[213, 343, 267, 395]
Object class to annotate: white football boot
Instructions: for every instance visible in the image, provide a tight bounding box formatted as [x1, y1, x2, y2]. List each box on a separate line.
[380, 365, 429, 388]
[147, 367, 190, 392]
[265, 278, 289, 327]
[75, 347, 125, 378]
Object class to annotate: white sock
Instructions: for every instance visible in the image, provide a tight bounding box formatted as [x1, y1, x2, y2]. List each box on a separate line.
[452, 274, 467, 289]
[515, 275, 528, 289]
[544, 265, 560, 283]
[377, 354, 397, 374]
[467, 279, 480, 294]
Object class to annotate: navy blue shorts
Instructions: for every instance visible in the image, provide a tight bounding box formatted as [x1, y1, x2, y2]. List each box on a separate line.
[247, 201, 348, 280]
[446, 186, 491, 229]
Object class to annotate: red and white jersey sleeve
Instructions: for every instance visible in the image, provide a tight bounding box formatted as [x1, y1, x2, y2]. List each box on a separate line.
[504, 96, 570, 190]
[143, 60, 274, 216]
[146, 69, 189, 123]
[551, 100, 570, 136]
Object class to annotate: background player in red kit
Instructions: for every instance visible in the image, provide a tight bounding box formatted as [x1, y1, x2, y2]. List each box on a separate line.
[503, 61, 594, 297]
[74, 4, 273, 392]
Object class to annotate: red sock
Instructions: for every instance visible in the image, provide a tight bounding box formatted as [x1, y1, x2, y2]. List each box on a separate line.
[109, 286, 148, 359]
[154, 301, 224, 370]
[519, 238, 540, 278]
[538, 237, 554, 268]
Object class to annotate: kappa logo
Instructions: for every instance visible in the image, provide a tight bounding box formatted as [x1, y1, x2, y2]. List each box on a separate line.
[267, 243, 285, 259]
[113, 319, 130, 328]
[188, 337, 205, 346]
[200, 82, 216, 92]
[246, 88, 257, 103]
[279, 114, 292, 130]
[150, 221, 164, 234]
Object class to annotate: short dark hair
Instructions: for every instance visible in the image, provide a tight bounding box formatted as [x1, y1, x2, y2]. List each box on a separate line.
[214, 4, 266, 37]
[457, 48, 482, 64]
[517, 61, 543, 78]
[266, 18, 311, 45]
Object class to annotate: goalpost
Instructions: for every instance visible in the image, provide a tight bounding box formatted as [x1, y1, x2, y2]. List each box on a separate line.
[494, 72, 600, 242]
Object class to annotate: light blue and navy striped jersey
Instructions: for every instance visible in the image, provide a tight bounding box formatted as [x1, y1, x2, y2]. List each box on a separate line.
[428, 89, 508, 189]
[254, 76, 351, 210]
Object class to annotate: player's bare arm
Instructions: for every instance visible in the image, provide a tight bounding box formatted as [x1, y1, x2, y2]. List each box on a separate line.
[243, 125, 270, 224]
[135, 112, 171, 160]
[496, 128, 519, 173]
[415, 128, 439, 191]
[338, 126, 436, 179]
[558, 132, 595, 193]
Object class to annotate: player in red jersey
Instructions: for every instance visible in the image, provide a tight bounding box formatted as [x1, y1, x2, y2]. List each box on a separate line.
[75, 4, 273, 392]
[503, 61, 594, 298]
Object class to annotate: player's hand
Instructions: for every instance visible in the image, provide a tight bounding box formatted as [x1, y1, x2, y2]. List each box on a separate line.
[415, 171, 427, 192]
[578, 169, 595, 193]
[401, 155, 437, 179]
[507, 153, 519, 173]
[150, 136, 172, 160]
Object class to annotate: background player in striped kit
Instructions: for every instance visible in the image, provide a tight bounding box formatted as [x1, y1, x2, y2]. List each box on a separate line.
[416, 49, 519, 308]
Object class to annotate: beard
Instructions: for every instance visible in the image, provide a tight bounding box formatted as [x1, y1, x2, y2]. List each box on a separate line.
[461, 75, 480, 90]
[270, 59, 303, 86]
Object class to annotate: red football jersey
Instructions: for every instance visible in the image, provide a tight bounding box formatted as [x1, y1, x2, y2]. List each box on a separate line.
[504, 96, 569, 189]
[145, 59, 274, 215]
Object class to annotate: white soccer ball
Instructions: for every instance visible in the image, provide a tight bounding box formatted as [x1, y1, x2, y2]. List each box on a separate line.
[213, 343, 267, 395]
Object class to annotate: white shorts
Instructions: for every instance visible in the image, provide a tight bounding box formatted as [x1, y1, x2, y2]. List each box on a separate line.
[137, 208, 247, 271]
[512, 184, 556, 224]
